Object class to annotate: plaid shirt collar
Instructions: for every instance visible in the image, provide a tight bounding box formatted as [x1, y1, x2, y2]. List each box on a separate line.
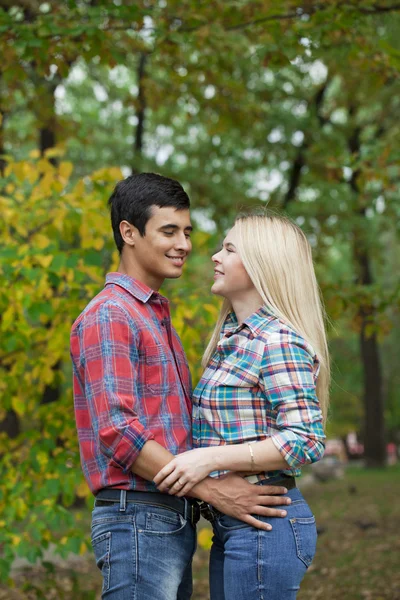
[105, 272, 168, 305]
[222, 305, 277, 338]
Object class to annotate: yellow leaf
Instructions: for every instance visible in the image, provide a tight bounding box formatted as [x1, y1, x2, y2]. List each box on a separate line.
[73, 180, 85, 197]
[203, 304, 218, 315]
[11, 396, 25, 417]
[34, 234, 51, 249]
[76, 482, 89, 498]
[11, 535, 21, 547]
[37, 159, 55, 176]
[59, 161, 73, 181]
[37, 452, 49, 468]
[93, 237, 105, 250]
[36, 255, 53, 268]
[29, 149, 40, 159]
[198, 527, 213, 550]
[44, 146, 65, 159]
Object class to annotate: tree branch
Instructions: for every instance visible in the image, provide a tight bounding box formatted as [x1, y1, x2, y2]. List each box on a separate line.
[283, 79, 330, 208]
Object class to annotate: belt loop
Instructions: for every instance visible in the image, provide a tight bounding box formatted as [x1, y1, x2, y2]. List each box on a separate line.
[183, 497, 189, 521]
[119, 489, 127, 512]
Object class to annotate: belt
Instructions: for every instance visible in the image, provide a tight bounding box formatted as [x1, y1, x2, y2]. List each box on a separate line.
[200, 476, 296, 522]
[95, 489, 201, 526]
[260, 476, 296, 490]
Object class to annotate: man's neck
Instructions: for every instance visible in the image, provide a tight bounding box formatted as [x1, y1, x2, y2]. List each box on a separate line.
[117, 255, 163, 291]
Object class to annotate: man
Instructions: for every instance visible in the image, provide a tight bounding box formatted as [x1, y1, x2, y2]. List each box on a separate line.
[71, 173, 288, 600]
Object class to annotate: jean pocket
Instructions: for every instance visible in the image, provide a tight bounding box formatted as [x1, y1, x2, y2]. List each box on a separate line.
[143, 508, 187, 536]
[289, 516, 317, 568]
[91, 531, 111, 592]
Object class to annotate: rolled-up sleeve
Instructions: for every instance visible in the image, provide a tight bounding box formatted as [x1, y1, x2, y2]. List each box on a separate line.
[79, 302, 155, 472]
[260, 333, 325, 468]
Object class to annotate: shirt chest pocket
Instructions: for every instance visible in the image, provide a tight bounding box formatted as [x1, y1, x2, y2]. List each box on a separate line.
[214, 359, 261, 389]
[140, 344, 171, 393]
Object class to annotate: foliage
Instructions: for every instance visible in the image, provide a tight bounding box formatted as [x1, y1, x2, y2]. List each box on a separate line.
[0, 155, 120, 579]
[0, 155, 223, 578]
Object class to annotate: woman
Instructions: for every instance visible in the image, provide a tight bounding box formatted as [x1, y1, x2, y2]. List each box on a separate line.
[154, 211, 330, 600]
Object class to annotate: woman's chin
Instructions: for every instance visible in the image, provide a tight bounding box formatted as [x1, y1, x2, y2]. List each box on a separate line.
[211, 282, 225, 297]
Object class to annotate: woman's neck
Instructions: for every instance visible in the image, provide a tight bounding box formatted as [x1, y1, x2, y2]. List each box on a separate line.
[231, 291, 264, 326]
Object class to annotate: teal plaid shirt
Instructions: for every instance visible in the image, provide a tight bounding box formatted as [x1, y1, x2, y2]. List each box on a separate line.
[192, 306, 325, 481]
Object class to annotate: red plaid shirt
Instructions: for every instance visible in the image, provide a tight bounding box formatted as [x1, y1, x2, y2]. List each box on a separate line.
[70, 273, 192, 494]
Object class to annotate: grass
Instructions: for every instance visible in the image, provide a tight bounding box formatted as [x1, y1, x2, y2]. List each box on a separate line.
[1, 465, 399, 599]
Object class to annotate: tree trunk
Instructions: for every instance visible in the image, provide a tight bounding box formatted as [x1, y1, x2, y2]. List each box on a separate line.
[0, 109, 5, 176]
[132, 53, 147, 172]
[348, 120, 386, 467]
[0, 408, 20, 438]
[359, 305, 386, 466]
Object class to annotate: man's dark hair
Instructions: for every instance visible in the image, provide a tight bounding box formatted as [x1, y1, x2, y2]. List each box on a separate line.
[108, 172, 190, 253]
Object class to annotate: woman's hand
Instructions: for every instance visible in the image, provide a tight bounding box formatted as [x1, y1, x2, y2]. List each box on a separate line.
[153, 448, 216, 497]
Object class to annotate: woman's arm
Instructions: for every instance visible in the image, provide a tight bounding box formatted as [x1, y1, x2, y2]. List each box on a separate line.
[153, 439, 288, 497]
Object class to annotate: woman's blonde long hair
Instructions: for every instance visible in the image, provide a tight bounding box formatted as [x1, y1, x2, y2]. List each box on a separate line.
[203, 211, 330, 423]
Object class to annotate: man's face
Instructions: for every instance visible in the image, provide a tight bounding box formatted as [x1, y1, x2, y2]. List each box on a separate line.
[127, 206, 192, 290]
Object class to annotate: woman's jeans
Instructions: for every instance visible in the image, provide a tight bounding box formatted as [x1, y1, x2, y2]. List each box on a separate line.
[209, 487, 317, 600]
[91, 500, 196, 600]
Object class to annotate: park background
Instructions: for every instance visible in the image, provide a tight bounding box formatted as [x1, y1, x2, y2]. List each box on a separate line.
[0, 1, 399, 598]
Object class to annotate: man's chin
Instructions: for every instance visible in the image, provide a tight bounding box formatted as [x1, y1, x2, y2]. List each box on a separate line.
[165, 268, 184, 279]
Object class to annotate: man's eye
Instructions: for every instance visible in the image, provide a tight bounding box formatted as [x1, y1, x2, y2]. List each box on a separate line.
[185, 233, 191, 239]
[163, 231, 174, 236]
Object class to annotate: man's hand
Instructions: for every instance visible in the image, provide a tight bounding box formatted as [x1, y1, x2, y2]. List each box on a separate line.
[194, 473, 291, 531]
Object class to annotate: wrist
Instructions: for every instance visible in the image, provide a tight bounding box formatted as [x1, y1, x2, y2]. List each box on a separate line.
[188, 475, 217, 504]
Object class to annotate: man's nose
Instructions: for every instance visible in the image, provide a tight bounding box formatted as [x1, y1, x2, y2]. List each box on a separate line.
[174, 233, 191, 251]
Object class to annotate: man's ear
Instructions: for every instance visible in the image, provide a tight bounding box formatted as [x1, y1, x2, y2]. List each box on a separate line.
[119, 220, 137, 247]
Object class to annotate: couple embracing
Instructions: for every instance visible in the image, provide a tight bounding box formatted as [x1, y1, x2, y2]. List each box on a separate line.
[70, 173, 329, 600]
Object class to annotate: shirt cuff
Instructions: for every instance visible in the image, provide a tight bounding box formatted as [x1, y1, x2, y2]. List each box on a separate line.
[101, 423, 155, 473]
[271, 431, 324, 468]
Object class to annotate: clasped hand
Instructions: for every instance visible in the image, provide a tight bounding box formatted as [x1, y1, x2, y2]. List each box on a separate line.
[153, 447, 214, 496]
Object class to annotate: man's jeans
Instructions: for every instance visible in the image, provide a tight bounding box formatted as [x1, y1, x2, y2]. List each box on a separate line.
[91, 500, 196, 600]
[209, 488, 317, 600]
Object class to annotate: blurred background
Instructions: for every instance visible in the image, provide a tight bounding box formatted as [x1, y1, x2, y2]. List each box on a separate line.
[0, 1, 399, 598]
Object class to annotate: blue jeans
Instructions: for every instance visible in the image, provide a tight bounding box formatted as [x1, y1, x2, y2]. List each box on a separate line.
[91, 499, 196, 599]
[209, 487, 317, 600]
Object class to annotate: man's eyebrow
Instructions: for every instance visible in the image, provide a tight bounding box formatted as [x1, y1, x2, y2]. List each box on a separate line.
[158, 224, 193, 231]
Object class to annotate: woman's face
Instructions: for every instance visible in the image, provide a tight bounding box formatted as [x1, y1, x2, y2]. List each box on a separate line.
[211, 226, 255, 301]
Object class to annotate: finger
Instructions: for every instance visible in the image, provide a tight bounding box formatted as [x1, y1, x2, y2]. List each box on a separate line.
[257, 486, 289, 496]
[251, 506, 287, 518]
[241, 514, 272, 531]
[176, 482, 194, 497]
[256, 495, 291, 506]
[162, 472, 184, 491]
[153, 463, 175, 485]
[156, 468, 181, 491]
[166, 476, 187, 495]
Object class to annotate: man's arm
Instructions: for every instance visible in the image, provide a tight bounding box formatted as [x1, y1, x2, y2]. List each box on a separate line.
[132, 440, 290, 531]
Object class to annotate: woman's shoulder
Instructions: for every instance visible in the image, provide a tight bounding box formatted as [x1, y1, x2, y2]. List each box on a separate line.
[257, 316, 317, 360]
